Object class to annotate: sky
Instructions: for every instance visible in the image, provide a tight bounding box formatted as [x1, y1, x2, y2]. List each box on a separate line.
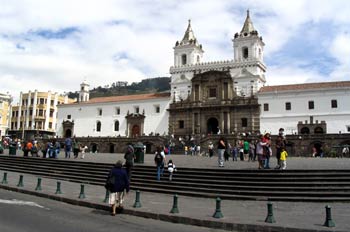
[0, 0, 350, 104]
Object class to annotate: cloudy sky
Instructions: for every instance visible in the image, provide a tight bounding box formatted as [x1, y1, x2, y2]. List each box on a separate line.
[1, 0, 349, 103]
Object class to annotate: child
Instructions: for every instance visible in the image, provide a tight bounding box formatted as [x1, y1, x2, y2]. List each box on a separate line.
[167, 159, 176, 181]
[280, 147, 288, 170]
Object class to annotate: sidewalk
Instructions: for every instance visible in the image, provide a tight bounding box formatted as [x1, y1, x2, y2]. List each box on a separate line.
[0, 169, 349, 232]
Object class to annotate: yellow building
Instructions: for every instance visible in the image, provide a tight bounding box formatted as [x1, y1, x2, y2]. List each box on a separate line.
[9, 90, 75, 140]
[0, 93, 12, 137]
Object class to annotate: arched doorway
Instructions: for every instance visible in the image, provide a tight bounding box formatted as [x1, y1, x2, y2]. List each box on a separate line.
[91, 143, 98, 153]
[300, 127, 310, 134]
[65, 129, 72, 138]
[207, 117, 219, 134]
[132, 125, 140, 137]
[314, 127, 324, 134]
[109, 143, 115, 153]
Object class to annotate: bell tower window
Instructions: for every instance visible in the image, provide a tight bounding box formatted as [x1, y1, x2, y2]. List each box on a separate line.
[242, 47, 248, 59]
[181, 54, 187, 65]
[196, 55, 200, 63]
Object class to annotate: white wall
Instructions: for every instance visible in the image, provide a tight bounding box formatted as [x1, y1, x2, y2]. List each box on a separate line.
[258, 88, 350, 134]
[57, 97, 170, 137]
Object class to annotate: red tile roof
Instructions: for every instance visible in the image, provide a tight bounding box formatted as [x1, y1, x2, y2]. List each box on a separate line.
[259, 81, 350, 93]
[69, 92, 170, 105]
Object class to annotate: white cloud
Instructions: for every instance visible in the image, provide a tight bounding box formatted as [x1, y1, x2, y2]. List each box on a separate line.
[0, 0, 350, 104]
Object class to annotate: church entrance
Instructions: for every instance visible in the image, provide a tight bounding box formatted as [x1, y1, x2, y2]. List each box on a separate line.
[132, 125, 140, 137]
[207, 117, 219, 134]
[65, 129, 72, 138]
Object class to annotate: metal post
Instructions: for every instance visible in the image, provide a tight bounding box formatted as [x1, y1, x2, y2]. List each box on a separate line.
[55, 181, 62, 194]
[1, 172, 8, 184]
[103, 189, 110, 203]
[133, 190, 142, 208]
[78, 184, 86, 199]
[213, 197, 224, 218]
[265, 202, 276, 223]
[323, 205, 335, 227]
[17, 175, 24, 187]
[35, 178, 42, 191]
[170, 194, 179, 214]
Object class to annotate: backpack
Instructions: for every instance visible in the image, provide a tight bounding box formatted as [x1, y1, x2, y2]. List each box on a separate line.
[104, 174, 115, 191]
[155, 152, 163, 164]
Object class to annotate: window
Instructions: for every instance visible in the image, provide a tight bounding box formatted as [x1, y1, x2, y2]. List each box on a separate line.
[241, 118, 248, 127]
[181, 54, 187, 65]
[115, 107, 120, 115]
[49, 110, 54, 117]
[179, 120, 184, 129]
[51, 100, 54, 105]
[242, 47, 248, 59]
[114, 120, 119, 131]
[285, 102, 291, 111]
[38, 109, 44, 116]
[49, 122, 53, 129]
[331, 99, 337, 108]
[209, 88, 217, 98]
[29, 121, 32, 127]
[135, 106, 139, 114]
[29, 109, 33, 116]
[347, 126, 350, 132]
[154, 105, 160, 113]
[31, 98, 34, 105]
[98, 108, 102, 116]
[96, 121, 101, 132]
[67, 115, 71, 119]
[263, 103, 269, 111]
[308, 101, 314, 109]
[39, 98, 44, 104]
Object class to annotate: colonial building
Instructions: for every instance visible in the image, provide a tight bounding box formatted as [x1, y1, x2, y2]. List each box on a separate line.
[0, 93, 12, 137]
[56, 82, 170, 138]
[258, 81, 350, 135]
[9, 90, 74, 140]
[168, 11, 265, 136]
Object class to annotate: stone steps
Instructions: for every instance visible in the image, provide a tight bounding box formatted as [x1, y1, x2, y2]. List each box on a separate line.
[1, 155, 350, 202]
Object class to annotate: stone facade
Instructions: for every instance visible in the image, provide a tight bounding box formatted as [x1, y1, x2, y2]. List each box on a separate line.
[169, 70, 260, 136]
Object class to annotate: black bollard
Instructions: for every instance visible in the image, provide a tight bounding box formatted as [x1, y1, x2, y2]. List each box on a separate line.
[35, 178, 42, 191]
[265, 202, 276, 223]
[170, 194, 179, 214]
[17, 175, 24, 187]
[103, 189, 110, 203]
[133, 190, 142, 208]
[1, 172, 8, 184]
[55, 181, 62, 194]
[323, 205, 335, 227]
[79, 184, 86, 199]
[213, 197, 224, 218]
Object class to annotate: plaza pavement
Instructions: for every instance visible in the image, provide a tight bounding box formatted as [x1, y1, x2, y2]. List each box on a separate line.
[1, 149, 350, 231]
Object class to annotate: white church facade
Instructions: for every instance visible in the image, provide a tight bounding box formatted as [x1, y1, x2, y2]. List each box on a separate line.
[56, 81, 170, 138]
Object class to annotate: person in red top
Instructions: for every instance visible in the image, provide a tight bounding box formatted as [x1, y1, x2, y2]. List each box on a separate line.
[24, 141, 33, 157]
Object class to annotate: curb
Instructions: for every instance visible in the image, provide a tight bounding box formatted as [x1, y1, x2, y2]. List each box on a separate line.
[0, 184, 344, 232]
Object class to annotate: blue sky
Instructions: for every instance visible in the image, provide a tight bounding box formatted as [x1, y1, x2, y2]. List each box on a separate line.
[0, 0, 349, 103]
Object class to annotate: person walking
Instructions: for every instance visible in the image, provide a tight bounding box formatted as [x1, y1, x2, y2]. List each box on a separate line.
[64, 137, 72, 158]
[208, 142, 214, 158]
[105, 160, 130, 216]
[256, 135, 267, 169]
[72, 138, 80, 159]
[124, 144, 135, 180]
[280, 147, 288, 170]
[167, 159, 176, 181]
[154, 146, 165, 181]
[217, 137, 226, 167]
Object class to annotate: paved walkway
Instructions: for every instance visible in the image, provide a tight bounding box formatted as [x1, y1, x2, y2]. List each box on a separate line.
[1, 149, 350, 231]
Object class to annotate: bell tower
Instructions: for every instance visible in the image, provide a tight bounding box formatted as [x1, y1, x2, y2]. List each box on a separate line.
[79, 80, 90, 102]
[233, 10, 265, 63]
[173, 20, 204, 67]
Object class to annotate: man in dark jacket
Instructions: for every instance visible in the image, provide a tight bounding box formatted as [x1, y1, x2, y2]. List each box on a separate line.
[106, 160, 130, 216]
